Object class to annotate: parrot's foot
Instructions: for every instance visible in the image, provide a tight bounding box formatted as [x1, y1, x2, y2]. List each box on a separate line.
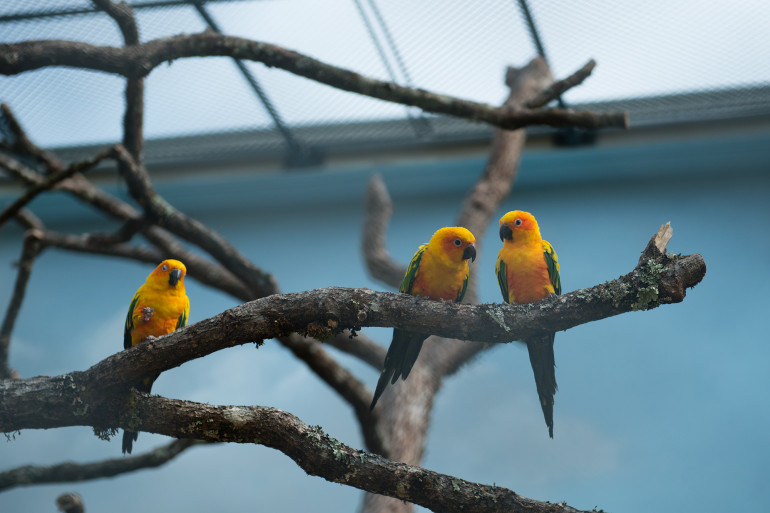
[141, 307, 154, 322]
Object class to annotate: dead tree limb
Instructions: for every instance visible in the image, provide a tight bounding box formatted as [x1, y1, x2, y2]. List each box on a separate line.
[0, 439, 207, 492]
[0, 34, 628, 131]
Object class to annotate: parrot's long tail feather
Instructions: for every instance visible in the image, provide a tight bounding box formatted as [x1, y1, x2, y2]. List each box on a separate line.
[370, 330, 427, 410]
[120, 375, 157, 454]
[122, 430, 139, 454]
[526, 333, 558, 438]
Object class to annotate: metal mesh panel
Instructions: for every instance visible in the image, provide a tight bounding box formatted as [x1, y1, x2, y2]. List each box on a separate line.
[1, 0, 768, 164]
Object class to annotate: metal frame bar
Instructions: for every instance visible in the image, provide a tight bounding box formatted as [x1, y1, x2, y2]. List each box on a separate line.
[353, 0, 432, 138]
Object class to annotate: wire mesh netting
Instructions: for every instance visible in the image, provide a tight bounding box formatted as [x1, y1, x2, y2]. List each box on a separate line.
[1, 0, 768, 165]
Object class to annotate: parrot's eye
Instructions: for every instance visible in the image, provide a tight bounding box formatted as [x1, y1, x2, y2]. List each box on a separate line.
[162, 264, 169, 272]
[453, 239, 462, 247]
[514, 219, 522, 226]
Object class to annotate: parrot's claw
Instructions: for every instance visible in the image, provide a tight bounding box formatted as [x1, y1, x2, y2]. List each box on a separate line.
[141, 307, 154, 322]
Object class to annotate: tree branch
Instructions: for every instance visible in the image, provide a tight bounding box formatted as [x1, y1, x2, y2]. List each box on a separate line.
[525, 59, 596, 109]
[111, 145, 278, 299]
[0, 438, 206, 492]
[362, 174, 406, 290]
[1, 389, 588, 513]
[56, 493, 84, 513]
[0, 231, 42, 379]
[1, 107, 372, 432]
[32, 227, 253, 301]
[92, 0, 139, 46]
[0, 34, 629, 130]
[0, 146, 116, 228]
[0, 228, 705, 431]
[280, 333, 385, 455]
[0, 103, 64, 172]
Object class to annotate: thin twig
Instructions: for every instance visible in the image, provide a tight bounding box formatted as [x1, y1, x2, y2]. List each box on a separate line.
[0, 439, 207, 492]
[0, 103, 64, 172]
[0, 146, 116, 228]
[13, 209, 44, 231]
[525, 59, 597, 109]
[0, 152, 45, 185]
[0, 231, 43, 379]
[35, 228, 252, 300]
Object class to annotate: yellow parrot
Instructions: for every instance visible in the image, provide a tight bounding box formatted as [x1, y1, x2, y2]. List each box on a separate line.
[370, 226, 476, 410]
[122, 259, 189, 454]
[496, 211, 561, 437]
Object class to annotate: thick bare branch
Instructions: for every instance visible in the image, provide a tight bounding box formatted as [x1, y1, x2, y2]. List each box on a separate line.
[362, 174, 406, 289]
[0, 439, 206, 492]
[0, 35, 628, 131]
[0, 388, 587, 513]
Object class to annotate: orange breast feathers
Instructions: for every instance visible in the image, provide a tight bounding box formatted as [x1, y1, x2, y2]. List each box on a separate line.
[498, 243, 554, 304]
[497, 210, 557, 305]
[129, 297, 187, 346]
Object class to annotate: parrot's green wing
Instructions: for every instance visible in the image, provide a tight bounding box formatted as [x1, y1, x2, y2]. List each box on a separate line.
[177, 299, 189, 329]
[399, 244, 427, 294]
[542, 240, 561, 296]
[495, 255, 510, 303]
[456, 270, 469, 303]
[124, 292, 140, 350]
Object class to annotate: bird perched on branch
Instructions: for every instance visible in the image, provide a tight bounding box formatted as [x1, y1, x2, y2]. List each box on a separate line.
[122, 259, 189, 454]
[370, 226, 476, 410]
[496, 211, 561, 438]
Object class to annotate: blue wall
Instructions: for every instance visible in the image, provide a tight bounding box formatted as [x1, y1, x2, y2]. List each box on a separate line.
[1, 128, 768, 513]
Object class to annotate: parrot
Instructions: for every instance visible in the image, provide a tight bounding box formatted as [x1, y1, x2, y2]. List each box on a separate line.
[496, 210, 561, 438]
[122, 259, 189, 454]
[370, 226, 476, 410]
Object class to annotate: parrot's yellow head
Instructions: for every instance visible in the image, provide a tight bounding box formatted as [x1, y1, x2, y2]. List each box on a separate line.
[499, 210, 542, 243]
[146, 259, 187, 289]
[429, 226, 476, 264]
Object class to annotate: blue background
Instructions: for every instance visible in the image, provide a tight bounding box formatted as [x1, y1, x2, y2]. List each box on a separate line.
[1, 128, 768, 512]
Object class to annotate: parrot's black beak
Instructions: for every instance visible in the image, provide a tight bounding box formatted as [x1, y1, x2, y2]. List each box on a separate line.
[499, 224, 513, 242]
[463, 244, 477, 262]
[169, 268, 182, 287]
